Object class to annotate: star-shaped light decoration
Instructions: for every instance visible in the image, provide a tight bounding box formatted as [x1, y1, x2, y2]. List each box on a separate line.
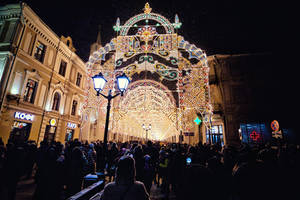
[194, 117, 202, 125]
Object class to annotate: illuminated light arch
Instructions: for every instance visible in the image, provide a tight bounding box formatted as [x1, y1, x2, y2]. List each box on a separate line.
[86, 36, 209, 75]
[113, 79, 177, 122]
[83, 3, 213, 141]
[119, 12, 175, 36]
[178, 35, 208, 67]
[86, 38, 117, 71]
[113, 80, 179, 140]
[124, 79, 176, 106]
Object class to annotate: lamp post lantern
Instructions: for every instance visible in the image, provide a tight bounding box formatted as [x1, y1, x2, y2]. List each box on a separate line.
[92, 72, 130, 150]
[142, 123, 151, 141]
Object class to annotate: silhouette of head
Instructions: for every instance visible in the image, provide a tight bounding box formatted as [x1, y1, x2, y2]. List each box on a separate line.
[115, 155, 136, 185]
[147, 140, 152, 147]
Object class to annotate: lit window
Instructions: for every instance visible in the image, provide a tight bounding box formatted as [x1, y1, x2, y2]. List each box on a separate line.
[34, 41, 46, 63]
[71, 100, 78, 115]
[23, 79, 38, 104]
[76, 72, 82, 87]
[59, 60, 67, 77]
[52, 92, 61, 111]
[206, 125, 224, 146]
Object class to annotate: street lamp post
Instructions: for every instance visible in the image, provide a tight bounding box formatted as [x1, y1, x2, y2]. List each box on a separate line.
[142, 123, 151, 142]
[92, 72, 130, 149]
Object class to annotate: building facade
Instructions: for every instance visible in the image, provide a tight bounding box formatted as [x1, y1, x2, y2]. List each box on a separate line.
[207, 53, 292, 146]
[0, 3, 87, 145]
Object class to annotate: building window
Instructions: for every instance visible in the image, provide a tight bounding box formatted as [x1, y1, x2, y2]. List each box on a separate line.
[59, 60, 67, 77]
[71, 100, 78, 115]
[76, 72, 82, 87]
[206, 125, 224, 146]
[34, 41, 46, 63]
[23, 79, 38, 104]
[52, 92, 61, 111]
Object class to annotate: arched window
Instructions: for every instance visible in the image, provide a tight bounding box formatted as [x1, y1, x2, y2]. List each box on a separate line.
[71, 100, 78, 115]
[52, 92, 61, 111]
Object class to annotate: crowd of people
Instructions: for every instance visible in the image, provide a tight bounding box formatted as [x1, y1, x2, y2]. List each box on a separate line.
[0, 136, 300, 200]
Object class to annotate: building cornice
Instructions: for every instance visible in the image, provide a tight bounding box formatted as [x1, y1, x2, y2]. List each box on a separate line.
[21, 3, 85, 66]
[6, 102, 44, 115]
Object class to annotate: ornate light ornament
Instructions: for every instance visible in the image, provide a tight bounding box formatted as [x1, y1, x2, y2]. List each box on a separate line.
[113, 17, 121, 32]
[144, 2, 152, 14]
[173, 14, 182, 29]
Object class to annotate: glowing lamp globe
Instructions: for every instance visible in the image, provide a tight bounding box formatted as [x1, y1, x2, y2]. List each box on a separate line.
[92, 72, 107, 95]
[116, 73, 130, 93]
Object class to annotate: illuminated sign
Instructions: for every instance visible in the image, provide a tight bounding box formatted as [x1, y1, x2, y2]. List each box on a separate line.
[272, 130, 282, 139]
[50, 119, 56, 126]
[13, 121, 28, 128]
[250, 130, 261, 141]
[67, 122, 77, 129]
[14, 112, 34, 121]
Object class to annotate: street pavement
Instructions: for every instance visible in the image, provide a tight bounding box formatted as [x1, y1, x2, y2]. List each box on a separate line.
[14, 176, 176, 200]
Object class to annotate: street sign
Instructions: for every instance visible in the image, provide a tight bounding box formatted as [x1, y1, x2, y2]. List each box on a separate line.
[271, 120, 280, 132]
[250, 130, 261, 141]
[272, 130, 282, 139]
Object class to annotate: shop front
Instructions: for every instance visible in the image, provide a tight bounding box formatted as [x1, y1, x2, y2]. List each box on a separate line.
[206, 124, 225, 146]
[9, 111, 34, 144]
[65, 122, 77, 142]
[43, 118, 57, 143]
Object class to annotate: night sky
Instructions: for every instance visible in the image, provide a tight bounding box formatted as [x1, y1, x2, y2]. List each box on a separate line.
[1, 1, 296, 129]
[1, 0, 283, 61]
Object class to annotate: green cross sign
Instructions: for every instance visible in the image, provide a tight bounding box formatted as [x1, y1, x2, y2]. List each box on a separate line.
[194, 117, 202, 125]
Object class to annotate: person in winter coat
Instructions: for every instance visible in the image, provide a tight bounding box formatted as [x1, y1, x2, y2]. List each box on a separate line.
[97, 155, 149, 200]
